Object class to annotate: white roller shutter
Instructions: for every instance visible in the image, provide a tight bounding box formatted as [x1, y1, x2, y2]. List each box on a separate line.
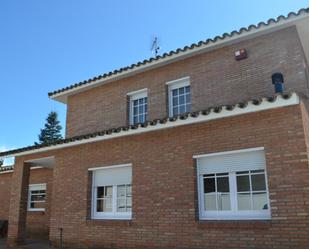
[92, 165, 132, 186]
[197, 149, 266, 174]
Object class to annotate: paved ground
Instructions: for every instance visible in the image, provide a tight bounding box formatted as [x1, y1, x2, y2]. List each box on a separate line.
[0, 239, 49, 249]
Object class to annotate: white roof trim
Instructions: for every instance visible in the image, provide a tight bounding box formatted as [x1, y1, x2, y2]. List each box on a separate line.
[0, 170, 13, 174]
[0, 93, 299, 159]
[50, 13, 309, 104]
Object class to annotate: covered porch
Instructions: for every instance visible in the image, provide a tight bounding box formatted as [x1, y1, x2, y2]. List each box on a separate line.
[5, 156, 55, 249]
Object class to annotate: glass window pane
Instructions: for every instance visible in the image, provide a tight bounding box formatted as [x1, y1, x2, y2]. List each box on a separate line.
[179, 105, 185, 114]
[126, 197, 132, 210]
[105, 186, 113, 197]
[204, 178, 215, 193]
[252, 192, 268, 210]
[186, 103, 191, 112]
[204, 194, 216, 210]
[237, 193, 251, 210]
[133, 106, 138, 115]
[172, 97, 178, 106]
[237, 175, 250, 192]
[138, 114, 144, 123]
[185, 86, 190, 93]
[117, 198, 126, 212]
[217, 177, 229, 193]
[172, 89, 178, 96]
[179, 87, 184, 95]
[126, 185, 132, 196]
[144, 103, 147, 113]
[133, 116, 138, 124]
[97, 200, 103, 212]
[251, 169, 264, 173]
[139, 105, 143, 113]
[97, 187, 104, 198]
[133, 99, 138, 106]
[236, 171, 249, 175]
[185, 93, 191, 103]
[117, 185, 126, 197]
[179, 95, 185, 105]
[173, 107, 178, 116]
[251, 174, 266, 191]
[31, 194, 45, 201]
[103, 198, 112, 212]
[217, 193, 231, 210]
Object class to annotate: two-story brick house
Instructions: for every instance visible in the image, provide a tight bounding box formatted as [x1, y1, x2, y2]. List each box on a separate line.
[1, 8, 309, 249]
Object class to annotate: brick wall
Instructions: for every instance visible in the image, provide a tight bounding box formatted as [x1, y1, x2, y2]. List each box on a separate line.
[66, 26, 309, 137]
[0, 171, 12, 221]
[15, 104, 305, 249]
[0, 168, 52, 239]
[26, 167, 53, 239]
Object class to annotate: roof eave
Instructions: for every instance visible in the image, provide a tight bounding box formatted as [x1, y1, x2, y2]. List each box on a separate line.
[1, 92, 300, 159]
[50, 11, 309, 104]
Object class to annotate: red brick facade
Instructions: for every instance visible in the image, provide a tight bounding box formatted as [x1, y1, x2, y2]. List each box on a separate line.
[66, 26, 309, 137]
[0, 168, 52, 239]
[3, 104, 308, 248]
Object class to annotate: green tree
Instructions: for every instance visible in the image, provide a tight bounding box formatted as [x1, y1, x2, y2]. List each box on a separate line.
[0, 159, 3, 167]
[36, 111, 63, 145]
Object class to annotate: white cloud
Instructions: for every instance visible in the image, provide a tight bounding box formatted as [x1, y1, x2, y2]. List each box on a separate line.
[0, 145, 15, 166]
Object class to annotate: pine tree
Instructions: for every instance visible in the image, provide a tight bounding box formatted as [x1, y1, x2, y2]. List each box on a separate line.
[36, 111, 63, 145]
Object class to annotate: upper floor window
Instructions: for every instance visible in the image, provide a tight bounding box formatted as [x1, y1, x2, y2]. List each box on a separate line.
[90, 164, 132, 220]
[166, 77, 191, 117]
[28, 183, 46, 211]
[195, 148, 270, 220]
[128, 89, 148, 125]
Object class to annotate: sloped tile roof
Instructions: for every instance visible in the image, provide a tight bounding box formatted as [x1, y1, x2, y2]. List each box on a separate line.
[0, 92, 296, 158]
[48, 8, 309, 98]
[0, 166, 13, 173]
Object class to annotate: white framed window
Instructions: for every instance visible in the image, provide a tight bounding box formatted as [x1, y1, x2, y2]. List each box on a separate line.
[195, 148, 271, 220]
[28, 184, 46, 212]
[127, 89, 148, 125]
[90, 164, 132, 220]
[166, 76, 191, 117]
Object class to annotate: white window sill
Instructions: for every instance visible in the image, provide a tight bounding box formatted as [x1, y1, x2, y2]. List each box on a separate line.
[200, 213, 271, 220]
[91, 217, 132, 220]
[28, 209, 45, 212]
[91, 214, 132, 220]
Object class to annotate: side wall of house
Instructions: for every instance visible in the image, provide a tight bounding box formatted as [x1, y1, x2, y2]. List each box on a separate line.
[0, 172, 12, 221]
[29, 104, 308, 249]
[0, 168, 52, 239]
[66, 26, 309, 137]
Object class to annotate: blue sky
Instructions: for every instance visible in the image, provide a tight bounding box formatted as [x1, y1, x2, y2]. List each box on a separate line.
[1, 0, 309, 164]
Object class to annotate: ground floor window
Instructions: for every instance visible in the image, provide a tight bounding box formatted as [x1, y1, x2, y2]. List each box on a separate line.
[90, 164, 132, 219]
[28, 184, 46, 211]
[195, 148, 271, 220]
